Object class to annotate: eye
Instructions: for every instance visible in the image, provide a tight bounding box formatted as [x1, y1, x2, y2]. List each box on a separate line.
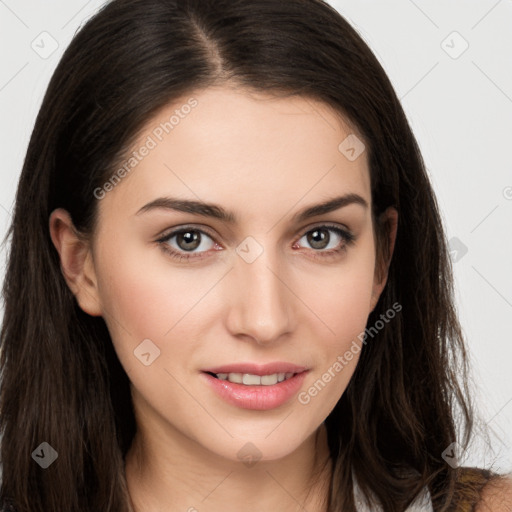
[293, 225, 355, 257]
[156, 227, 219, 262]
[156, 223, 355, 263]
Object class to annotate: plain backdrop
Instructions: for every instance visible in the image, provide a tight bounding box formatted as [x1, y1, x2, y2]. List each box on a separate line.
[0, 0, 511, 473]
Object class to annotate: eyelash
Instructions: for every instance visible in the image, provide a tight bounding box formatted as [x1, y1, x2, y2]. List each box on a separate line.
[155, 224, 356, 263]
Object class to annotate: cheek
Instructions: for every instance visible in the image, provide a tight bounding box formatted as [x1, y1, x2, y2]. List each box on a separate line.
[93, 238, 231, 374]
[296, 240, 376, 393]
[92, 240, 170, 351]
[303, 243, 376, 343]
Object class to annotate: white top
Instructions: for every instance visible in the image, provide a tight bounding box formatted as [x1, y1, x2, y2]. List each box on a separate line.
[353, 473, 434, 511]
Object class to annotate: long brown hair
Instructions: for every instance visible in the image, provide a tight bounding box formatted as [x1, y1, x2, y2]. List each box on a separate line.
[0, 0, 501, 510]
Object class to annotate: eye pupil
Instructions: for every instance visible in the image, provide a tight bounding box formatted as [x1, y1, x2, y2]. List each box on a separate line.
[177, 231, 201, 251]
[307, 228, 329, 249]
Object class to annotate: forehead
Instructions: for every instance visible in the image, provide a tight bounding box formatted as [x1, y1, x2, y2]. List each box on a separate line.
[98, 85, 371, 223]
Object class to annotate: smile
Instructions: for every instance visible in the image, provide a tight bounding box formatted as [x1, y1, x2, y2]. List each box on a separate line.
[201, 370, 309, 410]
[207, 371, 298, 385]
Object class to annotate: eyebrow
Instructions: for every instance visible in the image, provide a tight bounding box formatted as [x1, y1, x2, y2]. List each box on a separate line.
[135, 193, 368, 223]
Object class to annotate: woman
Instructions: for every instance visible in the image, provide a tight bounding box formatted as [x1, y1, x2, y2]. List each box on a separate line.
[0, 0, 510, 510]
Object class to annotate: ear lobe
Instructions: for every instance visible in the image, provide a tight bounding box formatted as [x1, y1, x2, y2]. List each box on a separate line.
[49, 208, 103, 317]
[370, 207, 398, 312]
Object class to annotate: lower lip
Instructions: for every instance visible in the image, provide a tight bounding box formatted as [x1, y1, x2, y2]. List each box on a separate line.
[201, 371, 309, 410]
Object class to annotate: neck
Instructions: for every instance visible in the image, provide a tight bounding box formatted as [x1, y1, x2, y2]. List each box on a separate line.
[125, 420, 332, 512]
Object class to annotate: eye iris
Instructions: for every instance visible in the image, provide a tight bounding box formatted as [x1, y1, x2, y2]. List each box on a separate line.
[177, 231, 201, 251]
[307, 228, 329, 250]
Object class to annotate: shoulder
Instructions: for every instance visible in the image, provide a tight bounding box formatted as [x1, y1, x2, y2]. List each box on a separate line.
[450, 466, 510, 511]
[475, 473, 512, 512]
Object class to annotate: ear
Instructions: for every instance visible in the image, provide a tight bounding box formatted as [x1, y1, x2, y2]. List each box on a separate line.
[370, 206, 398, 312]
[49, 208, 103, 316]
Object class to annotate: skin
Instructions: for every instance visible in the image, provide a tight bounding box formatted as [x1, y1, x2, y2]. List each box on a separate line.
[50, 85, 398, 512]
[477, 477, 512, 511]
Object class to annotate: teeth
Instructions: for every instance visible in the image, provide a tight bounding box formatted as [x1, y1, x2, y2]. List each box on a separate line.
[215, 372, 295, 385]
[261, 374, 278, 385]
[228, 373, 242, 383]
[243, 373, 261, 385]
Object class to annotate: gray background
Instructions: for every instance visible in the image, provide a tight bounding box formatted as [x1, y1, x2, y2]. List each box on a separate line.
[0, 0, 511, 472]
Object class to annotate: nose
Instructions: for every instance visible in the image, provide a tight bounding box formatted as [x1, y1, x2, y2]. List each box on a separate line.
[225, 243, 296, 346]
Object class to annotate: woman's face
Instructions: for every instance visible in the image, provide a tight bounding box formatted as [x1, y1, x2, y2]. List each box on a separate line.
[53, 85, 396, 463]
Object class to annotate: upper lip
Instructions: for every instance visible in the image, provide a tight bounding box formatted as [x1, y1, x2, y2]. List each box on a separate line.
[201, 362, 309, 376]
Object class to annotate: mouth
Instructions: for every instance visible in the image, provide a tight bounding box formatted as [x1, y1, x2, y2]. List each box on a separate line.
[200, 366, 310, 410]
[203, 371, 300, 386]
